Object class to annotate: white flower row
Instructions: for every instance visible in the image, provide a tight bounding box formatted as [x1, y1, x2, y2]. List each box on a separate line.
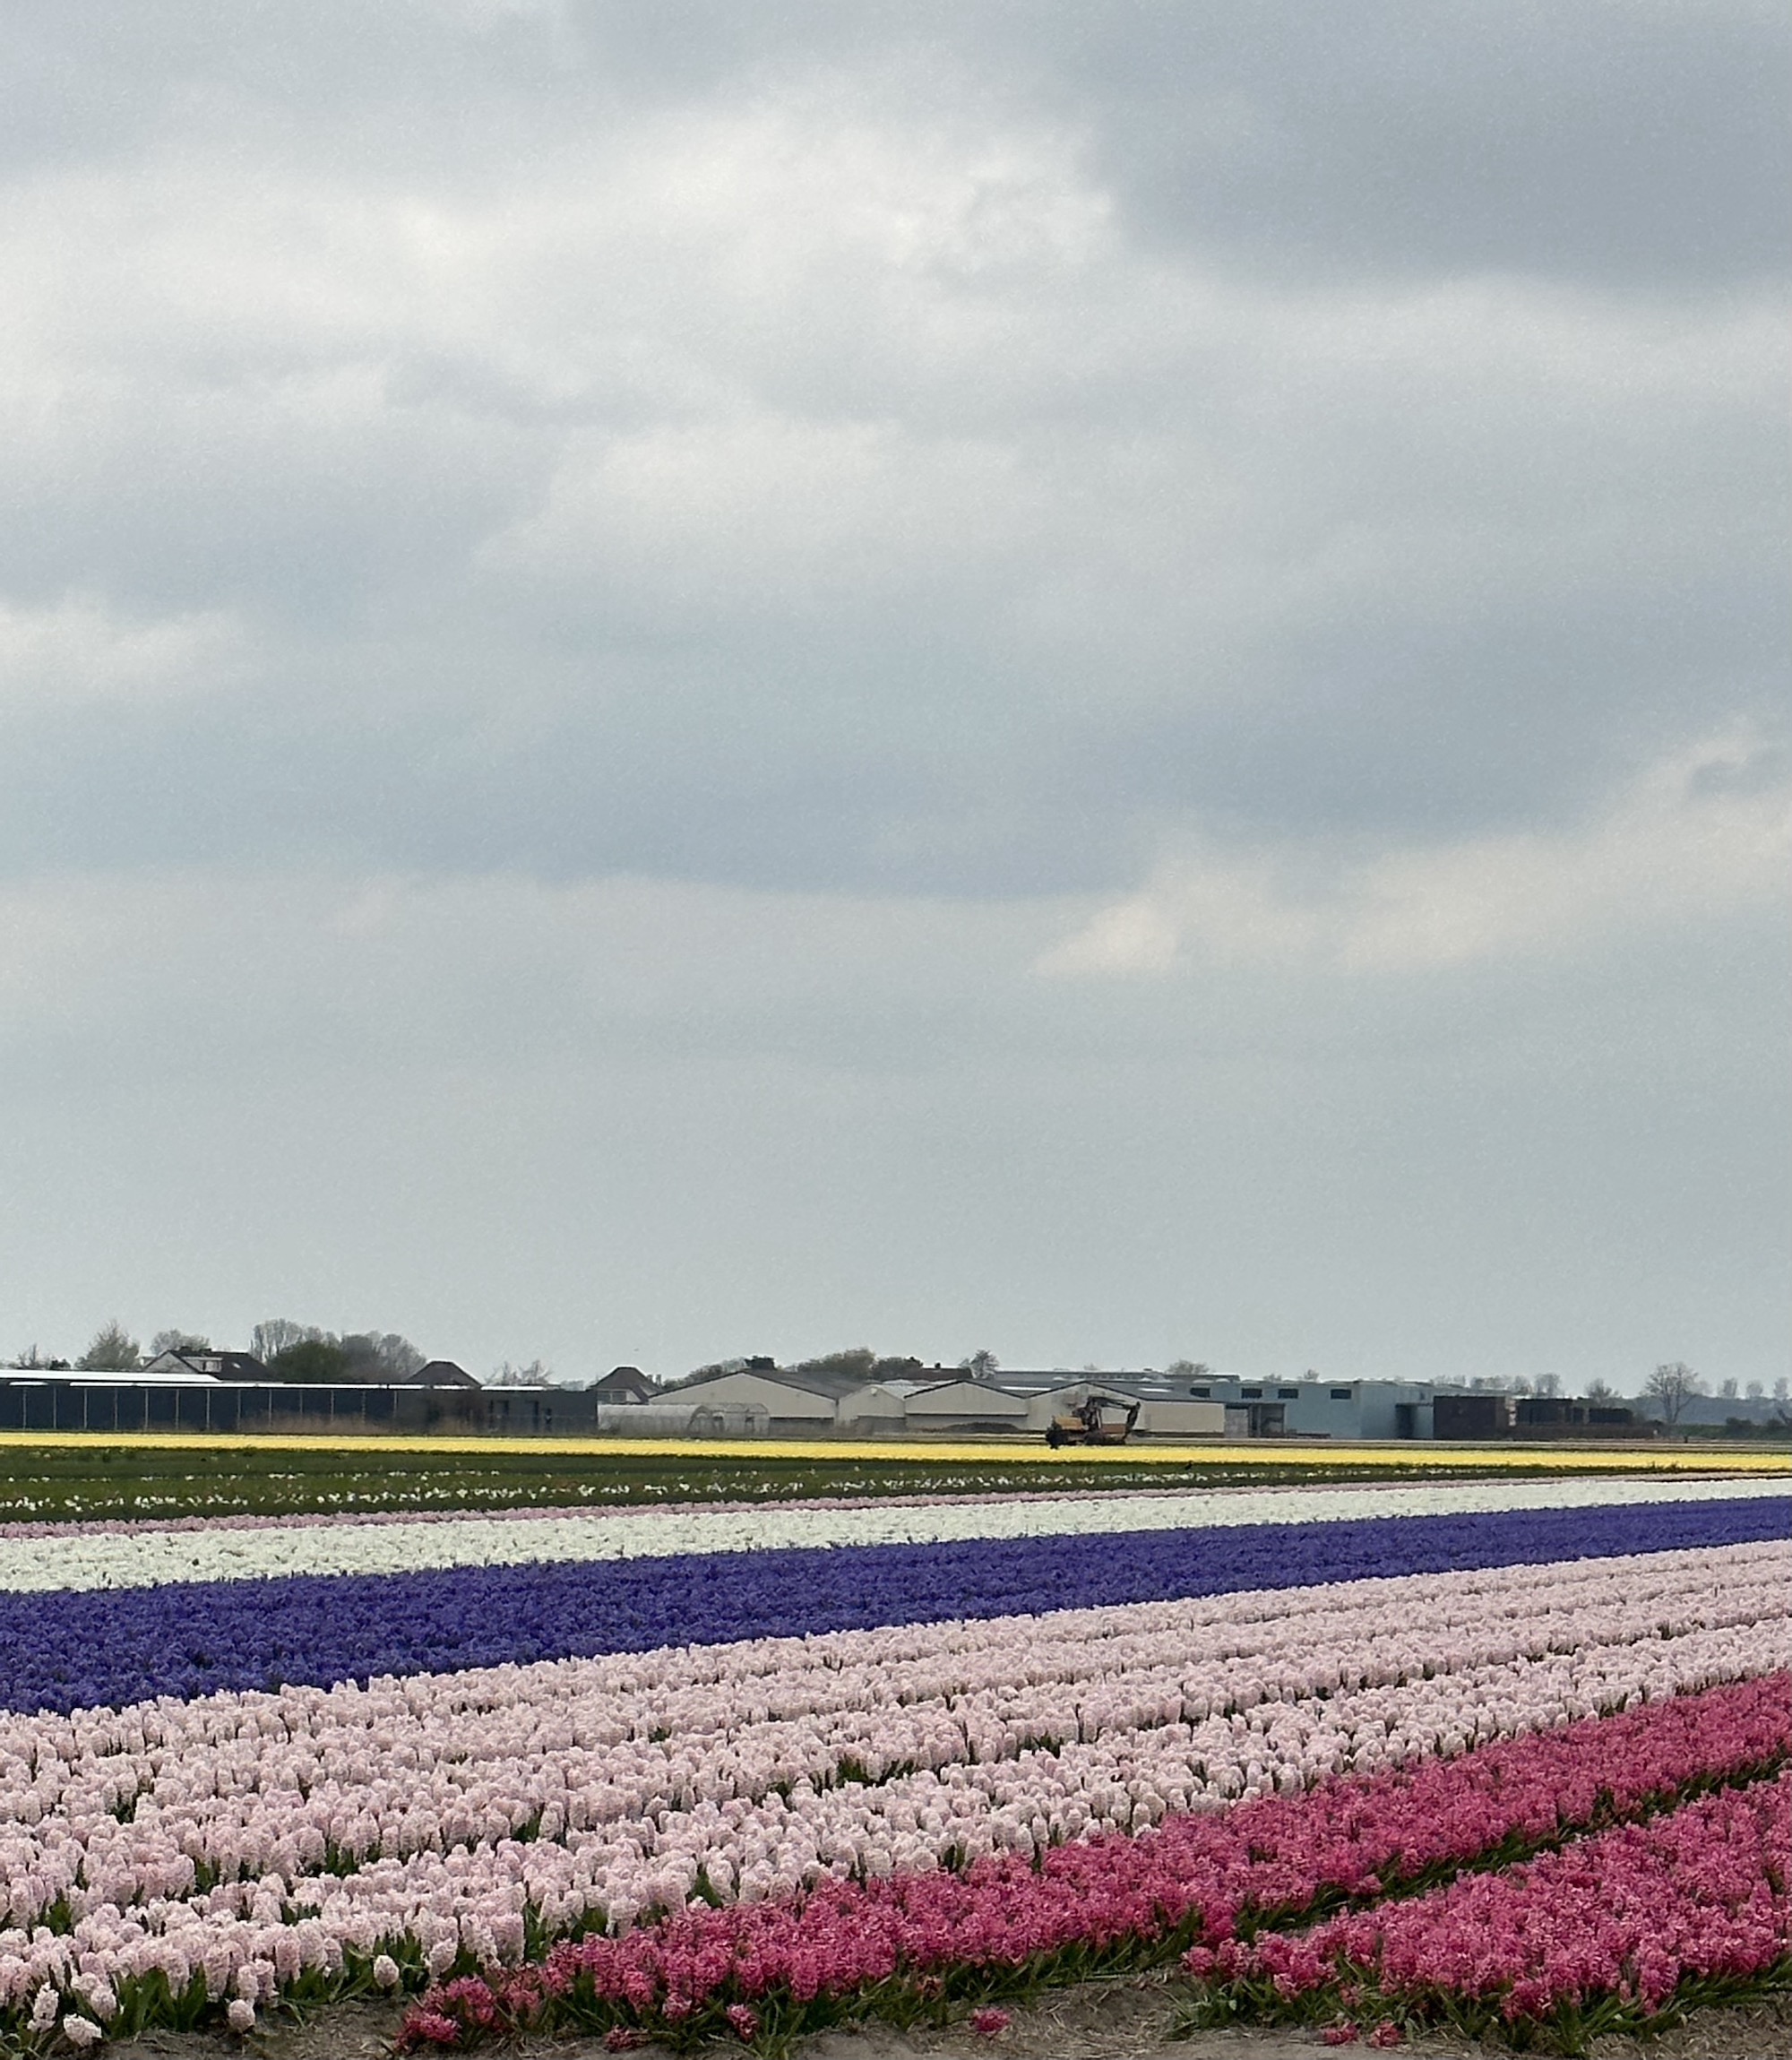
[0, 1539, 1785, 2014]
[0, 1473, 1778, 1592]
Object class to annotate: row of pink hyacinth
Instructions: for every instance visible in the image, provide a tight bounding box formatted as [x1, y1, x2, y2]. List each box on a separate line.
[1183, 1764, 1792, 2036]
[4, 1546, 1783, 1924]
[394, 1671, 1792, 2049]
[1, 1544, 1787, 2038]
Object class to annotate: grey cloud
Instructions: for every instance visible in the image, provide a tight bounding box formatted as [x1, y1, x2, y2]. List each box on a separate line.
[11, 1, 1785, 275]
[0, 866, 1784, 1382]
[1030, 1, 1791, 290]
[0, 2, 1785, 1381]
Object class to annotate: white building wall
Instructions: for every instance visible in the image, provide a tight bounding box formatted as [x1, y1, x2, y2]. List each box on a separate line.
[1136, 1400, 1227, 1437]
[836, 1383, 908, 1427]
[673, 1372, 836, 1421]
[902, 1381, 1029, 1426]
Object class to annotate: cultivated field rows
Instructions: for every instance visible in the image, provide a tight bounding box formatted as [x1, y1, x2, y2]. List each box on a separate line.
[0, 1542, 1788, 2012]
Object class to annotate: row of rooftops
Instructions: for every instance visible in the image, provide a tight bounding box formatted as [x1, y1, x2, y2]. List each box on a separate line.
[669, 1365, 1440, 1403]
[3, 1358, 1658, 1427]
[2, 1349, 484, 1388]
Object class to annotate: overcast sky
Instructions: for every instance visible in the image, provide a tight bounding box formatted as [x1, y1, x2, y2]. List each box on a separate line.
[3, 1, 1787, 1389]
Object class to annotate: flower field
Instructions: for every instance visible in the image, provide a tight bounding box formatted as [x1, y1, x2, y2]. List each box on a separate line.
[0, 1471, 1786, 2053]
[10, 1435, 1715, 1529]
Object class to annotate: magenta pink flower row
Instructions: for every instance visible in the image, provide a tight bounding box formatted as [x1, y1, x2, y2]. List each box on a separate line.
[1189, 1767, 1791, 2027]
[398, 1669, 1792, 2047]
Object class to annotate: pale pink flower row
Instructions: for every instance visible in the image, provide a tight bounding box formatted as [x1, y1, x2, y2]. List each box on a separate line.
[0, 1543, 1786, 2027]
[394, 1672, 1792, 2049]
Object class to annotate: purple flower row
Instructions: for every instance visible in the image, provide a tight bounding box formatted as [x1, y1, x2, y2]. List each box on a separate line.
[1, 1495, 1784, 1715]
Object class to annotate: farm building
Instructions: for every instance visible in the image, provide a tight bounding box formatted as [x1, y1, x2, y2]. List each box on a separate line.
[407, 1360, 480, 1388]
[589, 1365, 658, 1404]
[900, 1379, 1030, 1432]
[135, 1349, 270, 1382]
[670, 1367, 840, 1429]
[835, 1382, 917, 1429]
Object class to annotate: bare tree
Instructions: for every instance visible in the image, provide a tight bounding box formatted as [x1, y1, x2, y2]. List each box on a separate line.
[251, 1318, 316, 1364]
[372, 1332, 426, 1381]
[1584, 1379, 1618, 1403]
[150, 1329, 211, 1358]
[490, 1358, 555, 1387]
[1534, 1373, 1561, 1398]
[77, 1321, 141, 1371]
[1642, 1360, 1703, 1426]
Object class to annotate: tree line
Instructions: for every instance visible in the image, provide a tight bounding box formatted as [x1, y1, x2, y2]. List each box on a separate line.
[10, 1320, 426, 1384]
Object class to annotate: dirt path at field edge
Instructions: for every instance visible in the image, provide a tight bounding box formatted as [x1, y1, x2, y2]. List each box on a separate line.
[98, 1976, 1792, 2060]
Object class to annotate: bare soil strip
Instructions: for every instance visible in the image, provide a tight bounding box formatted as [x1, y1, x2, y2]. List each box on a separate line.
[98, 1975, 1792, 2060]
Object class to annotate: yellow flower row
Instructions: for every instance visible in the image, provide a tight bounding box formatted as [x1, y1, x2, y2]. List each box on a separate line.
[0, 1431, 1785, 1472]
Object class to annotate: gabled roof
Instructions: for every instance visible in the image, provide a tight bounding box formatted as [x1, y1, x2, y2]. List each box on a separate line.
[679, 1366, 860, 1400]
[406, 1359, 481, 1388]
[590, 1365, 657, 1398]
[134, 1349, 272, 1383]
[903, 1378, 1028, 1412]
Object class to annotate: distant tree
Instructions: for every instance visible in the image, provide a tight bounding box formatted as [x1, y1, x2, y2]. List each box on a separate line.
[150, 1329, 211, 1358]
[668, 1358, 750, 1388]
[338, 1332, 426, 1383]
[1745, 1382, 1764, 1402]
[1534, 1374, 1561, 1398]
[77, 1321, 140, 1372]
[1584, 1379, 1619, 1403]
[783, 1347, 927, 1386]
[13, 1344, 51, 1370]
[1642, 1360, 1703, 1426]
[336, 1335, 376, 1382]
[791, 1348, 877, 1382]
[268, 1337, 349, 1383]
[252, 1318, 317, 1364]
[249, 1321, 422, 1383]
[1166, 1360, 1210, 1381]
[1718, 1377, 1739, 1401]
[490, 1359, 556, 1387]
[371, 1332, 426, 1381]
[1775, 1378, 1789, 1406]
[960, 1349, 999, 1381]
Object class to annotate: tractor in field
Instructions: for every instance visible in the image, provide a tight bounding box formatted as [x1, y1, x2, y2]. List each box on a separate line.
[1045, 1394, 1142, 1447]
